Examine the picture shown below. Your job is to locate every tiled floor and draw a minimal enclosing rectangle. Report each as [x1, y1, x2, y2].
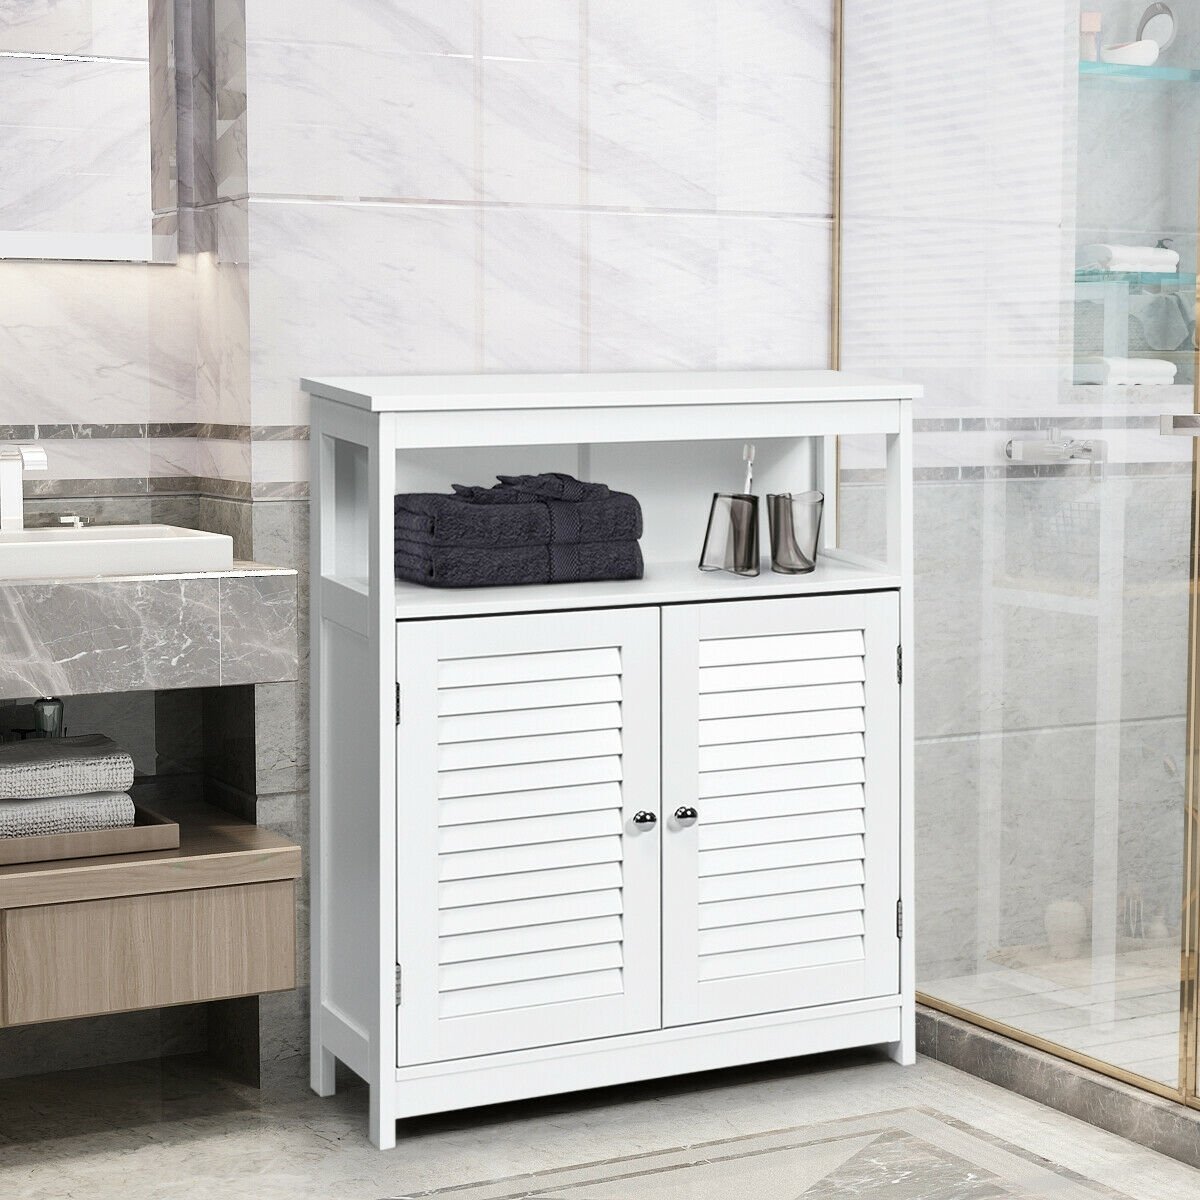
[926, 947, 1181, 1086]
[0, 1049, 1198, 1198]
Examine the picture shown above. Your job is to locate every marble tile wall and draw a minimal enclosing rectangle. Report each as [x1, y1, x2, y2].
[237, 0, 837, 452]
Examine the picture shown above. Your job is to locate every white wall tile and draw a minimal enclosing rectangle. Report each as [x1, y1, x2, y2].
[587, 64, 717, 210]
[246, 0, 476, 55]
[587, 211, 830, 369]
[483, 58, 581, 205]
[481, 1, 579, 62]
[587, 212, 719, 367]
[247, 42, 476, 201]
[246, 199, 479, 428]
[0, 0, 149, 58]
[716, 216, 830, 367]
[483, 207, 583, 370]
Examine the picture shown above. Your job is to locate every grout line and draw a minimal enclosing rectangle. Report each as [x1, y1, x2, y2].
[579, 0, 591, 372]
[233, 193, 834, 221]
[473, 0, 486, 371]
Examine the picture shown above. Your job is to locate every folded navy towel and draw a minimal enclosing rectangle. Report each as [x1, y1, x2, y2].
[394, 539, 644, 588]
[452, 473, 612, 504]
[393, 489, 642, 548]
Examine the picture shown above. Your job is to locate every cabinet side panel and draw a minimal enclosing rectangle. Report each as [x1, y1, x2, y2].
[321, 619, 377, 1033]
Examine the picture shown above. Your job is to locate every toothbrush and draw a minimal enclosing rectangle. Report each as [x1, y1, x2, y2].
[742, 443, 755, 495]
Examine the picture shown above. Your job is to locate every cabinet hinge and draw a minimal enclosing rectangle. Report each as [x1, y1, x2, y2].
[395, 963, 402, 1004]
[395, 683, 402, 726]
[896, 644, 903, 685]
[896, 900, 904, 939]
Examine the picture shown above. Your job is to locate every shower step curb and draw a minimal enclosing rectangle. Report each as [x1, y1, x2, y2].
[918, 1003, 1200, 1170]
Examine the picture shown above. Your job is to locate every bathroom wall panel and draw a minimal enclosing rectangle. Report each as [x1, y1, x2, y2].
[482, 56, 582, 206]
[245, 199, 479, 428]
[482, 207, 585, 371]
[245, 42, 476, 201]
[245, 0, 475, 54]
[586, 213, 831, 371]
[0, 0, 147, 57]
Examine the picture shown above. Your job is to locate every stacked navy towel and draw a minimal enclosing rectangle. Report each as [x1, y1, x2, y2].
[0, 734, 136, 838]
[394, 473, 644, 588]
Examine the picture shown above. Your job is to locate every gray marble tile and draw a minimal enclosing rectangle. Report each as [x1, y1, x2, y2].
[920, 1007, 1200, 1171]
[0, 568, 297, 700]
[214, 0, 247, 201]
[218, 574, 298, 686]
[0, 577, 221, 699]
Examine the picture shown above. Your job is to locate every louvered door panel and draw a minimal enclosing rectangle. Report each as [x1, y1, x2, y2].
[662, 593, 901, 1026]
[396, 608, 660, 1065]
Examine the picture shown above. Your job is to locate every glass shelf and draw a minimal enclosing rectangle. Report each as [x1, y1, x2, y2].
[1079, 60, 1200, 83]
[1076, 268, 1197, 286]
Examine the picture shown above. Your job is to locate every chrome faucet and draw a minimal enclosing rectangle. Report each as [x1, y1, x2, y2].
[0, 444, 48, 531]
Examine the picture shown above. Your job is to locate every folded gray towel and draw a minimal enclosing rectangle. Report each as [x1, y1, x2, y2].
[0, 734, 135, 800]
[0, 791, 135, 838]
[394, 539, 644, 588]
[394, 489, 642, 548]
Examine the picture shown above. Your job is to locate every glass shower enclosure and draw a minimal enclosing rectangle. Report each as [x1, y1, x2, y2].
[841, 0, 1200, 1100]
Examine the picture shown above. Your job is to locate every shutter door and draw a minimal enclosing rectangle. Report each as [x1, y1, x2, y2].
[661, 593, 901, 1026]
[396, 607, 661, 1064]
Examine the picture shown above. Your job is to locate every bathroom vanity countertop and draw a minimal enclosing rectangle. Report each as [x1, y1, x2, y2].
[0, 558, 294, 587]
[0, 561, 299, 699]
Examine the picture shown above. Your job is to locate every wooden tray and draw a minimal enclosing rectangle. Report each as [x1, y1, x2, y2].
[0, 805, 180, 867]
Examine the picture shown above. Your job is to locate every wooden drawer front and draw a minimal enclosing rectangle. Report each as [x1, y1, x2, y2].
[0, 881, 295, 1027]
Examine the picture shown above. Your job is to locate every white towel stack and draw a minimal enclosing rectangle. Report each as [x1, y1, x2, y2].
[0, 734, 136, 838]
[1076, 356, 1178, 386]
[1079, 243, 1180, 273]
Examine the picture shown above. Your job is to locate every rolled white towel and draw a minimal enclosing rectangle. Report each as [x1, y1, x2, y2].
[1076, 356, 1178, 385]
[1079, 243, 1180, 273]
[0, 792, 135, 838]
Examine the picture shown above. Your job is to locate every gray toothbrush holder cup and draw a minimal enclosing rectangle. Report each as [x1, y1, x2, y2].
[699, 493, 760, 577]
[766, 491, 824, 574]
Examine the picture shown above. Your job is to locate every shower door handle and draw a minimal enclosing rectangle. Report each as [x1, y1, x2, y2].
[1160, 415, 1200, 435]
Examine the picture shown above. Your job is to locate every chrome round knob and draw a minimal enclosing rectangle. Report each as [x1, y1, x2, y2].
[674, 806, 699, 827]
[632, 811, 658, 828]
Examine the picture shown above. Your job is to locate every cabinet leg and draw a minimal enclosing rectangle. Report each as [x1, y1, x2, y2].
[887, 1006, 917, 1066]
[312, 1045, 337, 1097]
[370, 1087, 397, 1150]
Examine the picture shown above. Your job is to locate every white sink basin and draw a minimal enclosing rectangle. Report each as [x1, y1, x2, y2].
[0, 524, 234, 581]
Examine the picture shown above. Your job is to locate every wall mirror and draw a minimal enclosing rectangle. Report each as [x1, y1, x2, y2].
[0, 0, 177, 263]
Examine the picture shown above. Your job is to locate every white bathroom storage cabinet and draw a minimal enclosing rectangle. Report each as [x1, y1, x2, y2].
[304, 370, 918, 1148]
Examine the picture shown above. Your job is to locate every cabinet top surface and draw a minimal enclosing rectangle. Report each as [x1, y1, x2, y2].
[301, 370, 921, 413]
